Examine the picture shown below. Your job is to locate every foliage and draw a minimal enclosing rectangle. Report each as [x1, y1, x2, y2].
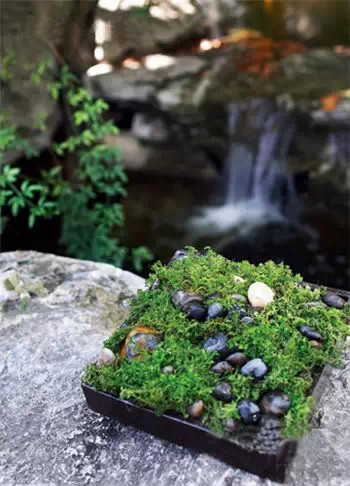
[83, 248, 350, 439]
[0, 57, 152, 270]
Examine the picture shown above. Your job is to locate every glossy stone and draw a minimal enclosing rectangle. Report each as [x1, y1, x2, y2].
[241, 316, 256, 325]
[232, 294, 247, 303]
[168, 249, 189, 265]
[171, 290, 207, 322]
[309, 340, 322, 349]
[226, 352, 248, 367]
[229, 305, 246, 319]
[225, 417, 241, 433]
[240, 358, 268, 380]
[233, 275, 245, 283]
[188, 400, 205, 419]
[186, 303, 207, 321]
[203, 333, 228, 356]
[125, 333, 160, 361]
[162, 365, 174, 374]
[211, 361, 233, 374]
[237, 400, 261, 425]
[150, 278, 161, 290]
[299, 325, 323, 342]
[207, 302, 228, 320]
[214, 382, 233, 402]
[247, 282, 275, 308]
[260, 392, 291, 416]
[322, 292, 346, 309]
[96, 347, 115, 368]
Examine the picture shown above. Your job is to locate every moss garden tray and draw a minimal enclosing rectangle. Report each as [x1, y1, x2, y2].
[82, 248, 350, 481]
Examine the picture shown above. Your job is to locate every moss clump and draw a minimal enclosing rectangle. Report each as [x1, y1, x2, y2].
[83, 247, 350, 438]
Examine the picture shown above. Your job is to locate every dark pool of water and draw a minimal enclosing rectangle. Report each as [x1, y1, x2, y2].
[123, 174, 350, 290]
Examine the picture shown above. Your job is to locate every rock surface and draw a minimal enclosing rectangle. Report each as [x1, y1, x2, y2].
[1, 0, 96, 162]
[1, 251, 350, 485]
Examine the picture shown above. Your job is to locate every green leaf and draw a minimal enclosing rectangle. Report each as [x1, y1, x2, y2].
[28, 212, 36, 228]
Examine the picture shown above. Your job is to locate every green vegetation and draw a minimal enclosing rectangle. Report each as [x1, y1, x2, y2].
[0, 56, 152, 270]
[83, 248, 350, 438]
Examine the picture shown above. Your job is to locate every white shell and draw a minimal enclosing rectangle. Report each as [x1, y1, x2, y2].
[247, 282, 275, 308]
[234, 275, 245, 283]
[96, 347, 116, 368]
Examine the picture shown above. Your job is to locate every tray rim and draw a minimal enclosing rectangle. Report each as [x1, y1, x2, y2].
[81, 382, 299, 482]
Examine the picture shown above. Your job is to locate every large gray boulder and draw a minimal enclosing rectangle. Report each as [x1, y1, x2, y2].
[0, 251, 349, 485]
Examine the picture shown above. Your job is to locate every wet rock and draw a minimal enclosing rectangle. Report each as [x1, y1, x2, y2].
[122, 326, 160, 361]
[171, 290, 207, 322]
[225, 418, 241, 434]
[214, 382, 233, 403]
[162, 365, 174, 374]
[241, 358, 268, 380]
[188, 400, 205, 419]
[299, 325, 323, 342]
[125, 333, 160, 361]
[233, 276, 245, 283]
[309, 340, 323, 349]
[150, 279, 161, 290]
[260, 392, 291, 416]
[237, 400, 261, 425]
[229, 305, 246, 319]
[247, 282, 275, 309]
[207, 302, 228, 320]
[211, 361, 233, 374]
[185, 304, 207, 322]
[240, 316, 256, 326]
[168, 249, 189, 265]
[96, 348, 116, 368]
[203, 333, 228, 357]
[231, 294, 247, 304]
[226, 352, 248, 367]
[322, 292, 346, 309]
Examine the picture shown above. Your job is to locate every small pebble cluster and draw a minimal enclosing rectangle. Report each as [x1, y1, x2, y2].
[92, 248, 349, 448]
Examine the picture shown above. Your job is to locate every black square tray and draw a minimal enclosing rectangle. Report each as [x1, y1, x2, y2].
[82, 364, 331, 482]
[82, 285, 349, 482]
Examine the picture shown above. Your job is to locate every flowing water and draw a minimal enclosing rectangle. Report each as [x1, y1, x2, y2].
[192, 99, 298, 234]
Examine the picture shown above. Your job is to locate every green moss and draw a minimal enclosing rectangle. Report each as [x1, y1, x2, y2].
[83, 247, 350, 439]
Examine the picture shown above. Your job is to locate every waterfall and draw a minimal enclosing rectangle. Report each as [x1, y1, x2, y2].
[224, 99, 297, 212]
[197, 0, 222, 38]
[192, 98, 298, 233]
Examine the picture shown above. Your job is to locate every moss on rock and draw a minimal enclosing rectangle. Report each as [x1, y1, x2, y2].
[83, 247, 349, 438]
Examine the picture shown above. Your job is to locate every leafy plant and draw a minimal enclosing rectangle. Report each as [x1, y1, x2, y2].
[0, 57, 153, 270]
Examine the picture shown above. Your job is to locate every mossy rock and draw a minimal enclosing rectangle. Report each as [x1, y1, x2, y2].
[83, 248, 349, 439]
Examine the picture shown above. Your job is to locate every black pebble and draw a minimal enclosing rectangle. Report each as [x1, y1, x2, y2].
[240, 358, 268, 380]
[229, 305, 247, 319]
[214, 382, 233, 402]
[186, 304, 207, 322]
[207, 302, 228, 320]
[299, 325, 323, 342]
[322, 292, 346, 309]
[168, 249, 189, 265]
[237, 400, 261, 425]
[203, 333, 228, 357]
[226, 352, 248, 367]
[211, 361, 233, 374]
[260, 391, 291, 416]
